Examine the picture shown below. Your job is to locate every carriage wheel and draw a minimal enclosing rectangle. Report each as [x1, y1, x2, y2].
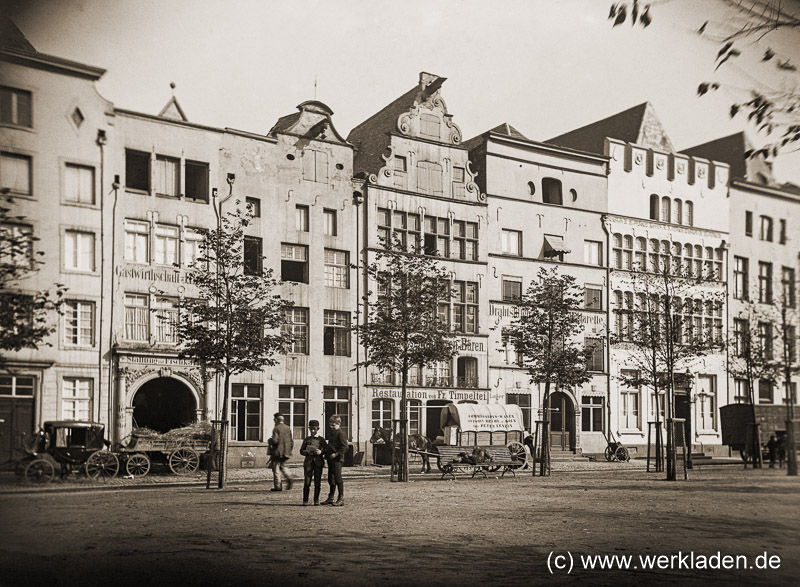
[85, 451, 119, 480]
[507, 441, 527, 469]
[169, 448, 199, 475]
[126, 453, 151, 477]
[24, 458, 55, 484]
[604, 446, 615, 461]
[615, 446, 630, 462]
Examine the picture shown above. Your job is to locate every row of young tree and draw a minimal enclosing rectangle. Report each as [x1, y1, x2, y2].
[3, 199, 797, 484]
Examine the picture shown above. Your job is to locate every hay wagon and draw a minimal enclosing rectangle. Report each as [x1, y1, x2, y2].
[433, 403, 528, 479]
[116, 424, 213, 477]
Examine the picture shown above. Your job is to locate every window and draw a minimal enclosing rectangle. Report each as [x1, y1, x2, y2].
[424, 216, 449, 257]
[696, 375, 717, 431]
[282, 307, 309, 354]
[185, 160, 209, 202]
[745, 211, 753, 236]
[183, 228, 204, 268]
[64, 230, 95, 271]
[394, 155, 408, 189]
[786, 325, 797, 364]
[323, 310, 350, 356]
[419, 113, 441, 140]
[453, 281, 478, 334]
[507, 394, 532, 433]
[585, 337, 604, 372]
[279, 385, 307, 440]
[0, 223, 33, 268]
[0, 86, 32, 127]
[501, 329, 522, 366]
[125, 149, 150, 192]
[244, 236, 263, 276]
[502, 278, 522, 302]
[323, 387, 350, 439]
[759, 216, 773, 242]
[324, 249, 349, 288]
[673, 199, 683, 225]
[124, 220, 149, 264]
[1, 152, 31, 196]
[281, 243, 308, 283]
[323, 209, 337, 236]
[650, 391, 666, 422]
[733, 257, 748, 300]
[231, 384, 262, 441]
[154, 297, 178, 344]
[661, 197, 671, 223]
[62, 378, 91, 421]
[71, 107, 84, 128]
[452, 166, 466, 198]
[685, 201, 694, 227]
[581, 396, 604, 432]
[452, 220, 478, 261]
[733, 318, 748, 356]
[780, 219, 787, 245]
[372, 398, 393, 429]
[303, 150, 328, 183]
[295, 205, 309, 232]
[584, 286, 602, 310]
[758, 321, 773, 360]
[456, 356, 478, 388]
[408, 400, 422, 434]
[427, 360, 452, 387]
[583, 241, 602, 266]
[417, 161, 443, 195]
[0, 375, 34, 398]
[734, 379, 750, 404]
[759, 379, 774, 403]
[758, 262, 773, 304]
[64, 164, 94, 204]
[502, 229, 522, 256]
[63, 301, 94, 347]
[154, 225, 179, 266]
[124, 294, 149, 341]
[154, 155, 179, 197]
[649, 194, 659, 220]
[246, 197, 261, 217]
[782, 267, 796, 308]
[620, 370, 641, 430]
[542, 178, 563, 205]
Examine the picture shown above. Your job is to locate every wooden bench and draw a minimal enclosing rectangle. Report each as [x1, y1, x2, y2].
[434, 445, 525, 480]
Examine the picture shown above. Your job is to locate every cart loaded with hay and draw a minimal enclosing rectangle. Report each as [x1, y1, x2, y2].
[115, 421, 213, 477]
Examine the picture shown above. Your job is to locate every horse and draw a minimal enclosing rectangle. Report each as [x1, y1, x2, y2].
[370, 427, 433, 474]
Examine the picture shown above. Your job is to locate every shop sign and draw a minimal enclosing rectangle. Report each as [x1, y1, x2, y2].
[371, 388, 488, 402]
[115, 264, 192, 284]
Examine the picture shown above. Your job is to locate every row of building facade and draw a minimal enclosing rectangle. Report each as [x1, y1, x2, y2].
[2, 21, 799, 467]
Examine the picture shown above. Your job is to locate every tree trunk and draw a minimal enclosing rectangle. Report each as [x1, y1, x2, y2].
[218, 370, 230, 489]
[539, 379, 551, 477]
[400, 358, 409, 483]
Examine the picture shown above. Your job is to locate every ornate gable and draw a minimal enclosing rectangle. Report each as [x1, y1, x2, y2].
[396, 72, 463, 145]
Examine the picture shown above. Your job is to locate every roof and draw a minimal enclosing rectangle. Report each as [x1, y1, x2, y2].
[547, 102, 674, 155]
[681, 132, 774, 185]
[268, 100, 348, 144]
[158, 95, 188, 122]
[462, 122, 528, 151]
[0, 17, 35, 53]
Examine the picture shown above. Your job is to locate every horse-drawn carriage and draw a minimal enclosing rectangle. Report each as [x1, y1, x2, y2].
[720, 404, 799, 463]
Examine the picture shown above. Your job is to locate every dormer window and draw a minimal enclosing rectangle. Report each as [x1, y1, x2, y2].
[393, 155, 407, 190]
[452, 166, 466, 198]
[420, 113, 440, 140]
[542, 178, 563, 205]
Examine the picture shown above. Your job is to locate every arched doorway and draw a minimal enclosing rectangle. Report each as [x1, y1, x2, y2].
[549, 391, 575, 451]
[425, 400, 452, 442]
[133, 377, 197, 433]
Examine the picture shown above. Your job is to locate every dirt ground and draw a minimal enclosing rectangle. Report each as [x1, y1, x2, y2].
[0, 466, 798, 586]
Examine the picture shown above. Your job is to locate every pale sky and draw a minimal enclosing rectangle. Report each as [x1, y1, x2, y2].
[9, 0, 800, 183]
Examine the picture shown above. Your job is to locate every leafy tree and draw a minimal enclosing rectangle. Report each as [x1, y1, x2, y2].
[174, 204, 292, 488]
[612, 261, 724, 480]
[506, 267, 594, 477]
[610, 0, 800, 158]
[355, 235, 457, 482]
[0, 194, 64, 371]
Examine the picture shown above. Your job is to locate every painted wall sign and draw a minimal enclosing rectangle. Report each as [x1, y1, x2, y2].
[115, 264, 192, 284]
[119, 355, 197, 367]
[371, 388, 488, 402]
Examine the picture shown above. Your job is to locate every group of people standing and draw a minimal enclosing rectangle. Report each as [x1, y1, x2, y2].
[766, 433, 788, 469]
[268, 413, 347, 507]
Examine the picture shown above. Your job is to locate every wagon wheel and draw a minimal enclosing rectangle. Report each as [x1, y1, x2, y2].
[605, 446, 615, 461]
[615, 446, 630, 462]
[85, 450, 119, 480]
[507, 441, 527, 469]
[169, 447, 199, 475]
[24, 458, 55, 484]
[125, 453, 151, 477]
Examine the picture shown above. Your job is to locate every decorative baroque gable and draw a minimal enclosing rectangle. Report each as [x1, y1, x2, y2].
[396, 88, 462, 145]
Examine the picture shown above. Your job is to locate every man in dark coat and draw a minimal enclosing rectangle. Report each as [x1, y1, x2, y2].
[269, 413, 294, 491]
[300, 420, 327, 505]
[321, 415, 348, 506]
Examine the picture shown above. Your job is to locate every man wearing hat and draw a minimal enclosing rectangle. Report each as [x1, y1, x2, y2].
[268, 413, 294, 491]
[299, 420, 327, 505]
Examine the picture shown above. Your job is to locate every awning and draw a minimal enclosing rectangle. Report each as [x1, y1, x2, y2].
[440, 403, 525, 433]
[543, 234, 570, 258]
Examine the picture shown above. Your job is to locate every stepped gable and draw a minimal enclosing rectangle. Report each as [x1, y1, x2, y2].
[681, 132, 774, 185]
[347, 72, 464, 176]
[547, 102, 674, 155]
[268, 100, 348, 145]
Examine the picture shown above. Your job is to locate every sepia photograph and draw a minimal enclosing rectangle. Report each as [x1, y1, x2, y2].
[1, 1, 799, 585]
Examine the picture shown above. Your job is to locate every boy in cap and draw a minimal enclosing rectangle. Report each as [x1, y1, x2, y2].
[300, 420, 327, 506]
[321, 415, 348, 506]
[268, 413, 294, 491]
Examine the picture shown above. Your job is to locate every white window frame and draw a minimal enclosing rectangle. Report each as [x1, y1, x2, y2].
[63, 300, 95, 347]
[124, 220, 150, 264]
[64, 163, 95, 205]
[584, 240, 603, 266]
[323, 208, 337, 236]
[154, 224, 179, 266]
[1, 152, 32, 196]
[696, 375, 717, 432]
[64, 229, 95, 272]
[501, 229, 522, 256]
[62, 377, 92, 421]
[620, 369, 641, 431]
[282, 307, 309, 354]
[124, 293, 149, 342]
[279, 385, 307, 440]
[324, 249, 349, 288]
[231, 383, 263, 441]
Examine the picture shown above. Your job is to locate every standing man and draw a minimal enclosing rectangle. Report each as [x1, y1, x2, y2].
[268, 413, 294, 491]
[321, 415, 347, 506]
